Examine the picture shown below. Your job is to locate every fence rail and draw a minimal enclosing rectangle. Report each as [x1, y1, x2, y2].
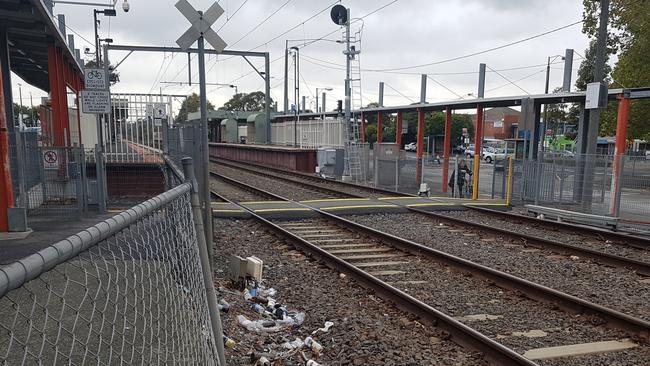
[0, 181, 221, 365]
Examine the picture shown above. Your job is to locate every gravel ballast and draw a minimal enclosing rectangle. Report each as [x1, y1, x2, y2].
[348, 212, 650, 322]
[213, 218, 486, 365]
[212, 163, 334, 201]
[210, 176, 267, 202]
[267, 218, 650, 366]
[443, 209, 650, 264]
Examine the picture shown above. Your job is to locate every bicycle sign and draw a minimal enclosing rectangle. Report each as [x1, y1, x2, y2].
[84, 68, 107, 90]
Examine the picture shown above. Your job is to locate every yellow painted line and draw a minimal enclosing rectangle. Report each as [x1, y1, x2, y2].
[321, 204, 399, 211]
[212, 209, 246, 213]
[211, 202, 234, 205]
[462, 203, 508, 206]
[241, 200, 289, 205]
[428, 196, 501, 201]
[301, 198, 371, 203]
[107, 209, 123, 213]
[406, 203, 455, 207]
[254, 208, 312, 213]
[377, 196, 423, 200]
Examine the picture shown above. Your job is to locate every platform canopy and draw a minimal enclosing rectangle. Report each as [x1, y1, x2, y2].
[0, 0, 83, 91]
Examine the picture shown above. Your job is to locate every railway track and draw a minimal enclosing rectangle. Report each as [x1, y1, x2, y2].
[210, 158, 650, 276]
[209, 175, 650, 365]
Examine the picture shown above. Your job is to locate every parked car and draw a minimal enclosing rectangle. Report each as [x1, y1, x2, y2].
[483, 148, 507, 163]
[404, 142, 417, 151]
[464, 144, 476, 158]
[646, 151, 650, 160]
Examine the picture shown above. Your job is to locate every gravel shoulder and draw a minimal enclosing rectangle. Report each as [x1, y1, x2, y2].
[213, 218, 486, 365]
[445, 209, 650, 263]
[347, 213, 650, 323]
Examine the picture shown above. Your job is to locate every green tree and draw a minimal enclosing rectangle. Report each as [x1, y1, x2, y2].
[221, 91, 272, 111]
[12, 103, 39, 127]
[401, 111, 474, 149]
[175, 93, 215, 123]
[581, 0, 650, 140]
[365, 124, 377, 145]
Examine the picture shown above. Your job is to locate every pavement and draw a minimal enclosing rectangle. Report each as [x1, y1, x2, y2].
[0, 213, 115, 265]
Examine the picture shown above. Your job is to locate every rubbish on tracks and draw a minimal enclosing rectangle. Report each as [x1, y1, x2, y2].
[218, 299, 230, 313]
[311, 321, 334, 335]
[282, 338, 305, 350]
[223, 336, 236, 349]
[306, 360, 322, 366]
[304, 336, 323, 356]
[259, 287, 277, 297]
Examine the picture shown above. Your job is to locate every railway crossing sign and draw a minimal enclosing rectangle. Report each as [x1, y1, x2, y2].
[175, 0, 227, 51]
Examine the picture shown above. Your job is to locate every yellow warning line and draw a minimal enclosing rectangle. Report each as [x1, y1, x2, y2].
[406, 203, 455, 207]
[377, 196, 422, 200]
[211, 202, 233, 205]
[254, 208, 312, 213]
[212, 209, 246, 213]
[321, 204, 398, 211]
[301, 198, 371, 203]
[241, 200, 289, 205]
[462, 203, 508, 206]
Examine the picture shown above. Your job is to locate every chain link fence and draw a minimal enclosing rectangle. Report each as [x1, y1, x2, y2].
[0, 181, 222, 365]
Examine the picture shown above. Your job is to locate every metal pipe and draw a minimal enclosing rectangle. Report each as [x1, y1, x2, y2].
[472, 105, 484, 200]
[182, 158, 226, 366]
[197, 32, 213, 262]
[442, 107, 452, 193]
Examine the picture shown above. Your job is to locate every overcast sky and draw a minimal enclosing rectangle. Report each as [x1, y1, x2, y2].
[12, 0, 593, 113]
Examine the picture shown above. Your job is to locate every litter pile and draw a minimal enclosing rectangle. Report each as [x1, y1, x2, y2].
[218, 256, 333, 365]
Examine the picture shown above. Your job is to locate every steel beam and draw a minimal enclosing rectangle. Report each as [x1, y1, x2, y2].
[442, 107, 452, 193]
[416, 108, 425, 185]
[472, 105, 484, 200]
[395, 111, 403, 146]
[609, 92, 631, 216]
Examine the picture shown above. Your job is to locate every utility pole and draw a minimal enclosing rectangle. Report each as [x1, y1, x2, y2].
[343, 8, 351, 123]
[283, 40, 289, 114]
[582, 0, 610, 211]
[291, 47, 299, 146]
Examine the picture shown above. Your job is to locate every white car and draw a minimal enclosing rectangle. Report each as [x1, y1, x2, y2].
[404, 142, 417, 151]
[483, 148, 507, 163]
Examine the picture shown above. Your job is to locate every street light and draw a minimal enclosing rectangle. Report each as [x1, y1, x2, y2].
[229, 84, 238, 95]
[93, 8, 116, 64]
[542, 54, 565, 151]
[315, 87, 333, 114]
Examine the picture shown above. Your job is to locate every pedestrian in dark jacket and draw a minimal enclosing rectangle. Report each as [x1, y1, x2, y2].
[448, 159, 472, 197]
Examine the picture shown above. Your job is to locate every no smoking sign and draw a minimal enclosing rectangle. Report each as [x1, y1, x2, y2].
[43, 149, 58, 169]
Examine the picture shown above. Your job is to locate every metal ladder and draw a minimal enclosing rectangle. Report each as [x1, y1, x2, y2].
[343, 27, 366, 183]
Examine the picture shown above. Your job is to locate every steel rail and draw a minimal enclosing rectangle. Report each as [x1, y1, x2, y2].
[209, 171, 287, 201]
[212, 157, 650, 276]
[469, 206, 650, 249]
[211, 159, 363, 199]
[410, 208, 650, 276]
[210, 165, 650, 340]
[210, 156, 402, 197]
[209, 190, 538, 366]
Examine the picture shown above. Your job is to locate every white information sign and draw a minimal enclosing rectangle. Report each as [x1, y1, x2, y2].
[81, 90, 111, 114]
[585, 82, 606, 109]
[84, 68, 107, 90]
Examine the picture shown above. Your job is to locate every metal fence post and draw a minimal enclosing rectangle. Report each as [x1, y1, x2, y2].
[94, 144, 106, 213]
[181, 157, 225, 366]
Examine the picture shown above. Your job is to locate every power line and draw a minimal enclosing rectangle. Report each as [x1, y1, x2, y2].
[384, 82, 416, 103]
[485, 69, 545, 93]
[217, 0, 250, 32]
[486, 65, 530, 95]
[426, 75, 465, 99]
[65, 24, 95, 49]
[230, 0, 294, 48]
[365, 20, 583, 72]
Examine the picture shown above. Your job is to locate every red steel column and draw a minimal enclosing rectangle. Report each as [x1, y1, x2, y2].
[0, 60, 14, 231]
[472, 104, 484, 200]
[609, 94, 631, 216]
[396, 111, 403, 146]
[415, 108, 425, 184]
[442, 107, 452, 193]
[376, 112, 383, 143]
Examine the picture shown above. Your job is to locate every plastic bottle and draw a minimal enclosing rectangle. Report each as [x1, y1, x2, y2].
[304, 336, 323, 356]
[218, 299, 230, 313]
[251, 304, 265, 313]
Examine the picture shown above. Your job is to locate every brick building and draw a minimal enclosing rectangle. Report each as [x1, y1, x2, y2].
[471, 107, 520, 140]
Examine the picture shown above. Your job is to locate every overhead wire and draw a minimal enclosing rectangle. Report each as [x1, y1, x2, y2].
[426, 76, 465, 99]
[229, 0, 295, 48]
[217, 0, 250, 32]
[485, 68, 546, 93]
[364, 20, 584, 72]
[384, 83, 416, 103]
[486, 65, 530, 95]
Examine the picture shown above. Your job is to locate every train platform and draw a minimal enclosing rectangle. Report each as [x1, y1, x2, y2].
[211, 196, 508, 219]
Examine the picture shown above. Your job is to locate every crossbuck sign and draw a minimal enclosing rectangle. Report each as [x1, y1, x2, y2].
[175, 0, 227, 51]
